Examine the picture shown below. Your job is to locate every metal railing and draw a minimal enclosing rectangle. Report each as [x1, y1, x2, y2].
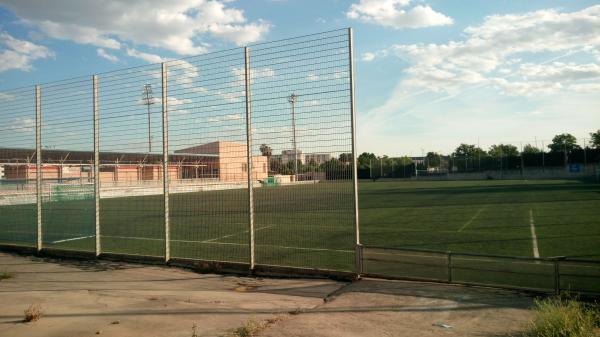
[361, 245, 600, 296]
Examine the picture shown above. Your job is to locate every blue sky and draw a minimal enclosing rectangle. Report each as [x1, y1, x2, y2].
[0, 0, 599, 156]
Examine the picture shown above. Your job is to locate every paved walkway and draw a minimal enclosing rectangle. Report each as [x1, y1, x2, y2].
[0, 252, 533, 337]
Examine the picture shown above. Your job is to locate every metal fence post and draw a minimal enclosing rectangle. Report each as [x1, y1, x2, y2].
[93, 75, 101, 256]
[161, 62, 170, 262]
[244, 47, 256, 271]
[348, 28, 361, 274]
[447, 251, 453, 283]
[554, 258, 561, 295]
[35, 85, 42, 251]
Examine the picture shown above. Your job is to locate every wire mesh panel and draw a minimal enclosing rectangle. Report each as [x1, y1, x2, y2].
[250, 29, 355, 271]
[97, 65, 165, 257]
[40, 77, 95, 251]
[166, 50, 250, 263]
[0, 29, 358, 275]
[559, 259, 600, 295]
[451, 254, 555, 292]
[362, 247, 449, 281]
[0, 87, 37, 246]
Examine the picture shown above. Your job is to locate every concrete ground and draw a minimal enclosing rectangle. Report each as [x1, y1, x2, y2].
[0, 252, 534, 337]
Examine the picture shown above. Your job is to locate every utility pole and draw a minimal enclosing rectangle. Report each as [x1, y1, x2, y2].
[142, 84, 155, 153]
[478, 137, 481, 172]
[541, 140, 545, 172]
[288, 93, 298, 180]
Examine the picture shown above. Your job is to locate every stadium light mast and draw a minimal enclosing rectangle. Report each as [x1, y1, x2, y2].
[142, 84, 155, 153]
[288, 93, 298, 180]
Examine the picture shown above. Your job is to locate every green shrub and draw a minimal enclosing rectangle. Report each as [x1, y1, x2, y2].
[523, 296, 599, 337]
[0, 270, 12, 280]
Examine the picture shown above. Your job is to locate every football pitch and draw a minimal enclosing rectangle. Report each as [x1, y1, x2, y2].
[0, 178, 599, 272]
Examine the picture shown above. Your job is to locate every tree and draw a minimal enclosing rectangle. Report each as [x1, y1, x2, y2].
[522, 144, 541, 154]
[393, 156, 413, 166]
[357, 152, 376, 170]
[488, 144, 519, 157]
[452, 143, 485, 157]
[425, 152, 441, 168]
[590, 130, 600, 149]
[548, 133, 581, 153]
[339, 153, 353, 165]
[259, 144, 273, 173]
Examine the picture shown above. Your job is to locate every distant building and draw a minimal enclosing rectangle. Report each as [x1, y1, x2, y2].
[411, 156, 425, 165]
[304, 153, 332, 165]
[272, 149, 305, 165]
[0, 140, 268, 183]
[176, 141, 267, 182]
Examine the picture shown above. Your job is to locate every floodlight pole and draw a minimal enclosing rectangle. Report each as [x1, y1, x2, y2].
[541, 140, 545, 171]
[288, 93, 298, 180]
[583, 138, 587, 167]
[142, 84, 154, 153]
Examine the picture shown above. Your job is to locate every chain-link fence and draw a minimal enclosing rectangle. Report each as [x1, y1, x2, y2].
[0, 29, 359, 275]
[359, 138, 599, 181]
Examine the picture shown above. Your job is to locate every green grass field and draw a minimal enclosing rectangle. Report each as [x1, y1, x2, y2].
[1, 178, 599, 276]
[360, 179, 600, 260]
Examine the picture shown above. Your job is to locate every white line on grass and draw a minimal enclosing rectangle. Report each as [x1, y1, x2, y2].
[95, 234, 353, 253]
[51, 235, 95, 244]
[458, 207, 485, 232]
[529, 209, 540, 258]
[201, 225, 274, 243]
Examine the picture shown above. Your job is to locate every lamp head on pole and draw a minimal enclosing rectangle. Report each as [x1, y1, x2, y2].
[288, 93, 297, 104]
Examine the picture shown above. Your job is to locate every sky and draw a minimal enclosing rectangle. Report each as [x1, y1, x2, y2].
[0, 0, 599, 156]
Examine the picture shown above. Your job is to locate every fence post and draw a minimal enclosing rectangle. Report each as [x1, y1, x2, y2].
[35, 85, 42, 251]
[244, 46, 255, 271]
[161, 62, 170, 262]
[355, 244, 363, 275]
[447, 251, 453, 283]
[348, 28, 361, 274]
[554, 258, 561, 295]
[93, 75, 100, 256]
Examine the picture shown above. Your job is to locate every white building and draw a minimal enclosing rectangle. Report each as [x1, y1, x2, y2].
[273, 149, 305, 165]
[304, 153, 332, 165]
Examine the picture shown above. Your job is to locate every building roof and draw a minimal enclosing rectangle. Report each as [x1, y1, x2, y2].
[0, 147, 218, 165]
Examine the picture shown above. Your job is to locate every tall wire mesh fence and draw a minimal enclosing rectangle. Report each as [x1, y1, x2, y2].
[0, 29, 359, 273]
[359, 138, 600, 181]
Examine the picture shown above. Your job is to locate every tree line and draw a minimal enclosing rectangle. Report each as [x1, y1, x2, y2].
[256, 130, 600, 179]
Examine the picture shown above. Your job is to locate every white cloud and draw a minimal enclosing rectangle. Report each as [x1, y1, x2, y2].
[347, 0, 453, 29]
[359, 5, 600, 154]
[207, 113, 242, 123]
[361, 52, 375, 62]
[0, 92, 15, 101]
[8, 116, 35, 133]
[0, 31, 53, 72]
[519, 62, 600, 82]
[126, 48, 164, 63]
[307, 73, 319, 81]
[1, 0, 271, 55]
[96, 48, 118, 62]
[365, 5, 600, 95]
